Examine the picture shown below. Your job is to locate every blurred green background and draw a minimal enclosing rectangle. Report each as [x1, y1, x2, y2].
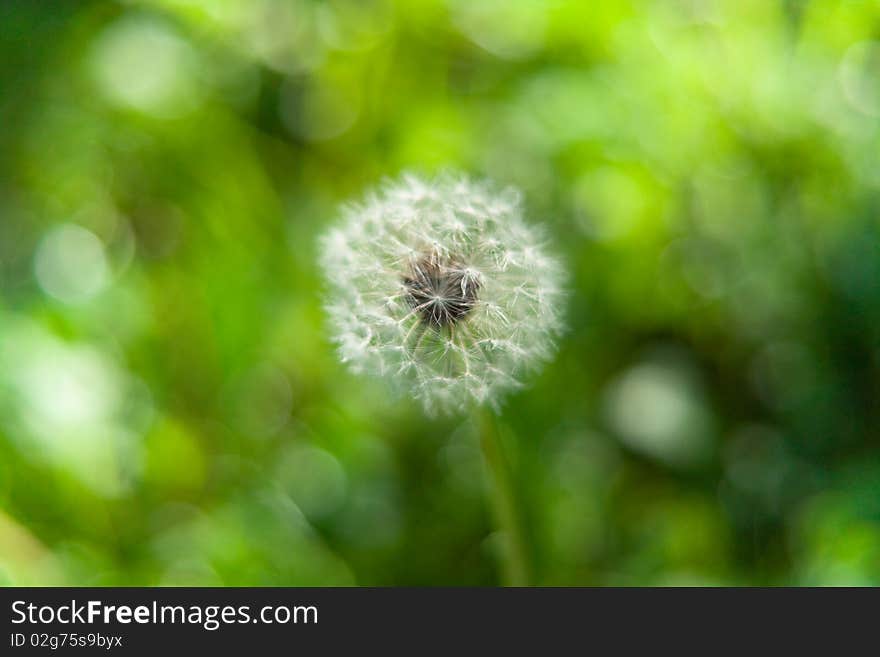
[1, 0, 879, 586]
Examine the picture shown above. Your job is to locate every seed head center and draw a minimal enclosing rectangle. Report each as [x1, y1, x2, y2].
[403, 257, 480, 328]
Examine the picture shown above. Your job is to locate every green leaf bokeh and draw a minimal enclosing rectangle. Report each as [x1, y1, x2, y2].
[1, 0, 879, 585]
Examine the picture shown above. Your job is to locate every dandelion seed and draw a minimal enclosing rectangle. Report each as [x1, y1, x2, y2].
[319, 172, 564, 414]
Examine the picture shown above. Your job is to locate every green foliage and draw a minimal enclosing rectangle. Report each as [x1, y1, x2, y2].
[1, 0, 879, 585]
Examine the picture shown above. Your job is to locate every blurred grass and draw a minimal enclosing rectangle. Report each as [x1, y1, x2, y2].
[0, 0, 879, 585]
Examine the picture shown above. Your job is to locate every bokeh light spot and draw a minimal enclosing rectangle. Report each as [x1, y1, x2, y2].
[90, 15, 200, 117]
[450, 0, 547, 60]
[604, 356, 714, 467]
[0, 321, 145, 496]
[840, 41, 880, 117]
[34, 224, 109, 304]
[277, 445, 347, 520]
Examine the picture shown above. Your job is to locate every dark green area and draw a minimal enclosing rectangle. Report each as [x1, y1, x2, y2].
[1, 0, 879, 585]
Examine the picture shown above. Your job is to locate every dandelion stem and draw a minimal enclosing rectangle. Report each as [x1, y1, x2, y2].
[478, 408, 531, 586]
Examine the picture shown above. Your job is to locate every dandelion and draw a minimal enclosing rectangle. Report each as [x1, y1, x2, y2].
[319, 172, 564, 415]
[319, 172, 564, 585]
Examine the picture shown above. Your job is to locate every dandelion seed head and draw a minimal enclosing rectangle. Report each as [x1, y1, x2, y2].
[320, 173, 564, 415]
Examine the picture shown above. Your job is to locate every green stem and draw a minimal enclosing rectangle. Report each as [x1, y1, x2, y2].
[478, 408, 531, 586]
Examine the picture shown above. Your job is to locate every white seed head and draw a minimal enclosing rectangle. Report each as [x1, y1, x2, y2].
[319, 173, 564, 415]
